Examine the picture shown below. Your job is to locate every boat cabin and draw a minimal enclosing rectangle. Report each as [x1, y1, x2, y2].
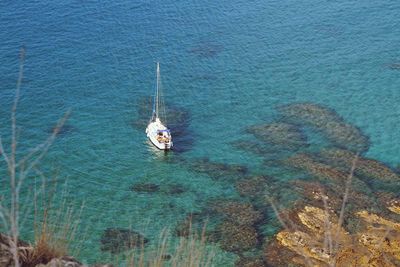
[156, 129, 171, 143]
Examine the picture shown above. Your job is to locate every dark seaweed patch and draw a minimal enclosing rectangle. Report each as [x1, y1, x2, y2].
[187, 157, 247, 181]
[387, 63, 400, 70]
[47, 124, 77, 136]
[246, 122, 308, 151]
[189, 43, 224, 58]
[130, 183, 160, 193]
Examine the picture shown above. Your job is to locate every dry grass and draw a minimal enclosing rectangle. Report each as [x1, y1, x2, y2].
[25, 200, 83, 266]
[126, 225, 215, 267]
[0, 48, 71, 266]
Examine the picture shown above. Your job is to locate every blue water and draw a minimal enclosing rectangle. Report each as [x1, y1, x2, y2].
[1, 0, 400, 265]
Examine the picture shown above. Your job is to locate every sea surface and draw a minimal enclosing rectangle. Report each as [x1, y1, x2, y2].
[0, 0, 399, 265]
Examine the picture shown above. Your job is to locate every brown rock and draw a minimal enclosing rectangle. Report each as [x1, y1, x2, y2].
[268, 204, 400, 266]
[35, 256, 82, 267]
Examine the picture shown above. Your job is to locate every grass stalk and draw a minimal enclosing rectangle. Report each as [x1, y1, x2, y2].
[0, 47, 70, 266]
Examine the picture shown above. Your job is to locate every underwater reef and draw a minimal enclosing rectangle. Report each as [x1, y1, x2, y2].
[246, 122, 308, 151]
[216, 221, 259, 253]
[126, 101, 398, 266]
[208, 102, 399, 266]
[235, 175, 270, 199]
[131, 182, 160, 193]
[131, 182, 187, 195]
[47, 124, 77, 136]
[318, 148, 400, 182]
[283, 153, 373, 193]
[186, 157, 248, 181]
[231, 140, 275, 157]
[189, 42, 224, 58]
[279, 103, 370, 153]
[387, 62, 400, 70]
[209, 201, 263, 227]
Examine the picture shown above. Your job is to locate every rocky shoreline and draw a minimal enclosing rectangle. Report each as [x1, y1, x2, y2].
[0, 233, 111, 267]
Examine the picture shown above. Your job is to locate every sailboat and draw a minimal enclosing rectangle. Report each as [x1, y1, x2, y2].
[146, 62, 173, 150]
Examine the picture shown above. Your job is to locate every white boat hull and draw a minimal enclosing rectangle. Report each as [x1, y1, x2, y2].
[146, 119, 173, 150]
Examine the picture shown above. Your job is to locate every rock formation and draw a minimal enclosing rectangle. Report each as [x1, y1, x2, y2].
[279, 103, 369, 153]
[319, 148, 400, 182]
[188, 158, 247, 181]
[269, 203, 400, 266]
[246, 122, 308, 151]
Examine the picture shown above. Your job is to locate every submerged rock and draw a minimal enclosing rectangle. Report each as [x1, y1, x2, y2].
[235, 176, 270, 198]
[100, 228, 148, 253]
[284, 153, 346, 182]
[130, 183, 160, 193]
[189, 42, 223, 58]
[189, 158, 247, 181]
[161, 183, 186, 195]
[160, 254, 172, 261]
[48, 124, 77, 136]
[388, 62, 400, 70]
[279, 103, 369, 153]
[246, 122, 307, 151]
[291, 180, 378, 216]
[131, 182, 186, 195]
[230, 140, 277, 157]
[217, 221, 258, 253]
[284, 153, 371, 192]
[319, 148, 400, 182]
[210, 201, 262, 226]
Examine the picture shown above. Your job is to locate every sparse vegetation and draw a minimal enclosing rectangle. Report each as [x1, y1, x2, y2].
[126, 226, 215, 267]
[0, 48, 71, 266]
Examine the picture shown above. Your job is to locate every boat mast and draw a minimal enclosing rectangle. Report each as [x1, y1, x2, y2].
[155, 62, 160, 119]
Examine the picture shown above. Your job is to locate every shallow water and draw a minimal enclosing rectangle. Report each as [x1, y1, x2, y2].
[0, 0, 399, 265]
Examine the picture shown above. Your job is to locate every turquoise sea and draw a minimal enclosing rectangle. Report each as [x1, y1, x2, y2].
[1, 0, 400, 265]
